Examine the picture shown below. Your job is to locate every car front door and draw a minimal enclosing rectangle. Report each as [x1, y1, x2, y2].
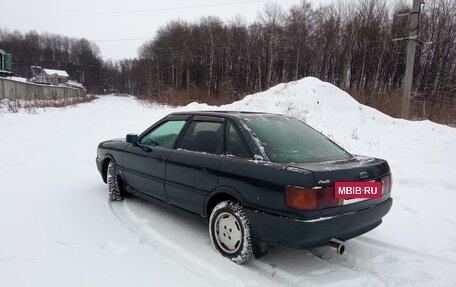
[122, 118, 188, 201]
[165, 116, 224, 215]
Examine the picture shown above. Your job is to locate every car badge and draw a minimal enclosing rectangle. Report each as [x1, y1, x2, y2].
[318, 179, 330, 184]
[359, 171, 369, 179]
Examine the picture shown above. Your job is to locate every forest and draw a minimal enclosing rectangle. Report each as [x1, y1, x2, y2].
[0, 0, 455, 123]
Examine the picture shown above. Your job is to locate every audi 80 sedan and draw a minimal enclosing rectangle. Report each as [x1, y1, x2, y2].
[96, 111, 392, 264]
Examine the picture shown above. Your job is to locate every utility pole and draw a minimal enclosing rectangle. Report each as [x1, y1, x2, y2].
[401, 0, 422, 119]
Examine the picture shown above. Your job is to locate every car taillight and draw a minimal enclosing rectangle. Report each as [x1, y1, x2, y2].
[285, 185, 342, 211]
[324, 186, 341, 207]
[379, 174, 392, 195]
[285, 186, 318, 210]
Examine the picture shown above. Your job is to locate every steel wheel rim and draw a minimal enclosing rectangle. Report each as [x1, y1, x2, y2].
[214, 212, 242, 254]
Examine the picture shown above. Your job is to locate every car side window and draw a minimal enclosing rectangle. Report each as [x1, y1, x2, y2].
[139, 120, 187, 148]
[179, 120, 224, 154]
[226, 121, 251, 158]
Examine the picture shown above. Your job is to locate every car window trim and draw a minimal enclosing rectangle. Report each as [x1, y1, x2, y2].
[193, 115, 225, 123]
[167, 114, 193, 121]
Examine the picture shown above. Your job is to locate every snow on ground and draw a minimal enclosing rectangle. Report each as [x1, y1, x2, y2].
[1, 77, 455, 287]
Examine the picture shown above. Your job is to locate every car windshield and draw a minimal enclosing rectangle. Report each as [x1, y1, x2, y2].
[241, 115, 352, 163]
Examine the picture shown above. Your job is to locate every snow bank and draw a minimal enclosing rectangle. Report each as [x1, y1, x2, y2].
[170, 77, 456, 284]
[185, 77, 456, 264]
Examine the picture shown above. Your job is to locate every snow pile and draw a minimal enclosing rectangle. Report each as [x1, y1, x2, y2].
[191, 77, 456, 265]
[1, 79, 455, 287]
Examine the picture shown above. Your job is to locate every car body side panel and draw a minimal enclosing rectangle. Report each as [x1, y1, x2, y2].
[217, 156, 315, 216]
[96, 112, 394, 251]
[218, 156, 392, 220]
[165, 149, 223, 215]
[97, 139, 129, 172]
[122, 145, 170, 202]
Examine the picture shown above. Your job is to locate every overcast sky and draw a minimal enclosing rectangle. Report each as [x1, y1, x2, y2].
[0, 0, 341, 60]
[1, 0, 411, 60]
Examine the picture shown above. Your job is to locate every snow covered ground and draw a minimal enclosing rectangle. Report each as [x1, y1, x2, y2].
[1, 77, 455, 286]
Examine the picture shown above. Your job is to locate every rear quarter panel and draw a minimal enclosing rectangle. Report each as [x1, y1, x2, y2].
[217, 157, 316, 217]
[216, 155, 392, 220]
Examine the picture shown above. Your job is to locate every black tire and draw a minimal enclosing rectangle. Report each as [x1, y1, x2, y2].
[107, 160, 124, 201]
[209, 200, 254, 264]
[252, 242, 268, 259]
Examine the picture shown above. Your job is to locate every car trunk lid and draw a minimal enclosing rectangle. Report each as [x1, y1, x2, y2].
[287, 155, 390, 186]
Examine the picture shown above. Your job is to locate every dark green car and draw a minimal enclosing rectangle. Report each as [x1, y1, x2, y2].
[96, 111, 392, 264]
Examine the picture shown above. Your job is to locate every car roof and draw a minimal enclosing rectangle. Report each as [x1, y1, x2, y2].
[168, 110, 285, 120]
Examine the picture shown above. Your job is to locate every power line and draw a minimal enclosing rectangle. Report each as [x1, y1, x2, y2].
[93, 37, 153, 42]
[0, 0, 267, 21]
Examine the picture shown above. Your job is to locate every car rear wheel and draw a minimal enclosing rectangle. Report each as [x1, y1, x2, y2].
[107, 161, 124, 201]
[209, 200, 254, 264]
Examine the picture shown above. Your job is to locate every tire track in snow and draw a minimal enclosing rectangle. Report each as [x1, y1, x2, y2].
[108, 196, 396, 286]
[109, 198, 292, 287]
[108, 194, 454, 287]
[109, 200, 224, 286]
[250, 246, 385, 287]
[357, 237, 456, 265]
[307, 237, 453, 287]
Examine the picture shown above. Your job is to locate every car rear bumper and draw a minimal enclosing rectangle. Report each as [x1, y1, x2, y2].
[245, 197, 393, 249]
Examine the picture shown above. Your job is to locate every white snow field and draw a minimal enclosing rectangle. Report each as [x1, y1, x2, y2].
[1, 77, 455, 287]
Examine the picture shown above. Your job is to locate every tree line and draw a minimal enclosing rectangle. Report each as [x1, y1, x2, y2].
[0, 29, 106, 91]
[1, 0, 455, 123]
[119, 0, 456, 122]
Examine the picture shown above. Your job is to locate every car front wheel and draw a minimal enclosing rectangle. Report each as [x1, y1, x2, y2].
[209, 200, 254, 264]
[107, 161, 124, 201]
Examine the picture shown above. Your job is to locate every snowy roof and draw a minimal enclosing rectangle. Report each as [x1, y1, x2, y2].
[43, 69, 69, 77]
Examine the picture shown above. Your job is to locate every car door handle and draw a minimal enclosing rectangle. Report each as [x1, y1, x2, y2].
[201, 163, 218, 172]
[202, 167, 216, 173]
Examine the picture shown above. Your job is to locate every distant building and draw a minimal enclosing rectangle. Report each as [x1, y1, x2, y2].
[30, 66, 70, 85]
[0, 49, 14, 77]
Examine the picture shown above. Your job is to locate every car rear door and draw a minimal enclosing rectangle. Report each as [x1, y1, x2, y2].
[165, 116, 224, 215]
[122, 117, 189, 201]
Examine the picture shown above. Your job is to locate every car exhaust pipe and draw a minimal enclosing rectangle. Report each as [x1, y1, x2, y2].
[329, 239, 345, 255]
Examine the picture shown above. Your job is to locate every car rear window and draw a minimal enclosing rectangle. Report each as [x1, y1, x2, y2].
[241, 116, 352, 163]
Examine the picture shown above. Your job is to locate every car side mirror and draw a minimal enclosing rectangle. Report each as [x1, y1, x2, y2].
[126, 133, 139, 144]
